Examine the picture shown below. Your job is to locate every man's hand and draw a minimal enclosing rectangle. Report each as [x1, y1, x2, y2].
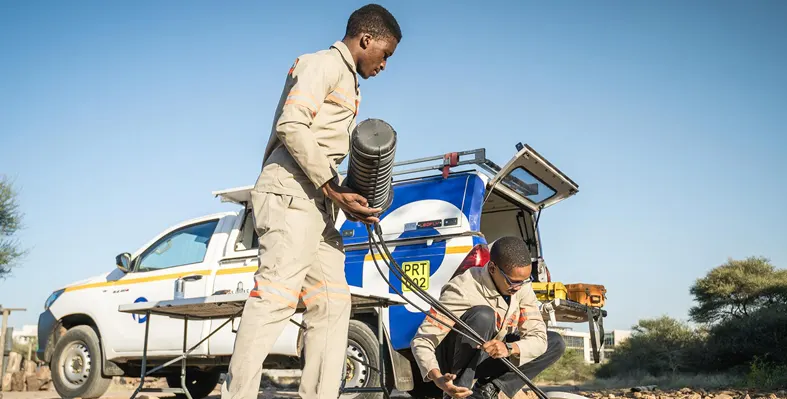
[322, 180, 381, 224]
[428, 369, 472, 399]
[478, 339, 510, 359]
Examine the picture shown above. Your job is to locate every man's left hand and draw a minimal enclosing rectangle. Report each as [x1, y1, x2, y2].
[479, 340, 509, 359]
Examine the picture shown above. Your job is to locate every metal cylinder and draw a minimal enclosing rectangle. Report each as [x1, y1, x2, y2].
[344, 118, 397, 213]
[174, 278, 185, 300]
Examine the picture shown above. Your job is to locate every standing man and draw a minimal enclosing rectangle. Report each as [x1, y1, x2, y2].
[221, 4, 402, 399]
[410, 237, 566, 399]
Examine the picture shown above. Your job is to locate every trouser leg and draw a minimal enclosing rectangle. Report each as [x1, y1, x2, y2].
[479, 331, 566, 398]
[221, 192, 324, 399]
[298, 215, 352, 399]
[435, 306, 498, 390]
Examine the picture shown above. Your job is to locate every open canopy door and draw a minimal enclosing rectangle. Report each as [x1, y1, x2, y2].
[486, 143, 579, 212]
[212, 185, 254, 207]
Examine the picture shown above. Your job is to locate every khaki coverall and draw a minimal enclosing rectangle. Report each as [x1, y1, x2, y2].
[221, 41, 361, 399]
[410, 264, 551, 397]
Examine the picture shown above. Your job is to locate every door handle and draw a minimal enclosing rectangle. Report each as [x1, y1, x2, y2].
[181, 275, 203, 282]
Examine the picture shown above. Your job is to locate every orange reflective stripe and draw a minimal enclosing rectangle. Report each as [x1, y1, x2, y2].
[284, 90, 320, 116]
[249, 290, 297, 309]
[426, 308, 454, 331]
[326, 88, 357, 114]
[300, 281, 351, 306]
[302, 291, 351, 306]
[249, 280, 300, 308]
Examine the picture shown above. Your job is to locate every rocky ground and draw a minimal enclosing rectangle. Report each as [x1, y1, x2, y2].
[2, 361, 785, 399]
[508, 388, 787, 399]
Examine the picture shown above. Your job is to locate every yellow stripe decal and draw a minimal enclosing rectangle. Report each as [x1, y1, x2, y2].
[216, 266, 257, 275]
[364, 245, 472, 262]
[65, 246, 473, 292]
[64, 269, 213, 292]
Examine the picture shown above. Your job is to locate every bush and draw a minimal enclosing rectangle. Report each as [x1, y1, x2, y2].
[595, 316, 705, 378]
[534, 349, 597, 383]
[743, 356, 787, 389]
[701, 304, 787, 372]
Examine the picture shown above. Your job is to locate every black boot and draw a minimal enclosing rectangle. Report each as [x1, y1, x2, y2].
[470, 380, 500, 399]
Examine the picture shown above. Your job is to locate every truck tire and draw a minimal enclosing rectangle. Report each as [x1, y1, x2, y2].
[50, 325, 111, 399]
[165, 368, 222, 399]
[341, 320, 381, 399]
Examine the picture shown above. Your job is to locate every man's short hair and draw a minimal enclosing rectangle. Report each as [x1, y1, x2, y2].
[490, 236, 531, 273]
[345, 4, 402, 43]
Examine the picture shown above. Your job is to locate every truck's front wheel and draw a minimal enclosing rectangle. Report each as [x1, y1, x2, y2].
[50, 325, 111, 399]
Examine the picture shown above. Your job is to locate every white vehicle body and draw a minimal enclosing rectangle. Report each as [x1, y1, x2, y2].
[38, 144, 598, 399]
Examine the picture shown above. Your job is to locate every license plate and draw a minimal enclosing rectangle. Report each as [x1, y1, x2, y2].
[402, 260, 430, 292]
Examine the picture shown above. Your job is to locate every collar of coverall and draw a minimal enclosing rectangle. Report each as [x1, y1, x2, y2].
[479, 263, 503, 299]
[331, 41, 358, 75]
[480, 262, 528, 302]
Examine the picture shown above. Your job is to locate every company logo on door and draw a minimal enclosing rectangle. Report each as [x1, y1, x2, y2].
[131, 297, 148, 324]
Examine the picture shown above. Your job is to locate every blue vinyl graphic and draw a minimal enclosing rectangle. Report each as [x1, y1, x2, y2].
[340, 172, 489, 350]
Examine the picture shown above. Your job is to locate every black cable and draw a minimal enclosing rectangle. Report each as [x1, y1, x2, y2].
[371, 226, 547, 399]
[365, 223, 550, 399]
[364, 226, 483, 344]
[371, 225, 486, 343]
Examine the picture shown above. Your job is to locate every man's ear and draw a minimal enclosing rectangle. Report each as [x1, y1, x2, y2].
[359, 33, 372, 49]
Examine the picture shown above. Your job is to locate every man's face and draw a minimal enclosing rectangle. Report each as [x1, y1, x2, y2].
[357, 35, 398, 79]
[490, 262, 532, 295]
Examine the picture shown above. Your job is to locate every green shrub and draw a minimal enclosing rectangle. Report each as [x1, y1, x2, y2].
[534, 349, 597, 383]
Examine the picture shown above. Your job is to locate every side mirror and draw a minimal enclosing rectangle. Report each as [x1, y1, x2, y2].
[116, 252, 132, 273]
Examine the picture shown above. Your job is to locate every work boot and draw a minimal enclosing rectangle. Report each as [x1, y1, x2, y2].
[469, 381, 500, 399]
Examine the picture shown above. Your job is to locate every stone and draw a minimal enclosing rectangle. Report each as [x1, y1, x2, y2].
[634, 393, 644, 398]
[10, 372, 25, 392]
[1, 373, 11, 392]
[689, 394, 702, 399]
[25, 375, 42, 392]
[714, 395, 734, 399]
[35, 366, 51, 384]
[609, 395, 616, 398]
[5, 353, 21, 374]
[22, 361, 36, 377]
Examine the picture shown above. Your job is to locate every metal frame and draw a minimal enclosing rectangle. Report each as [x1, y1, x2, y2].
[338, 148, 502, 181]
[118, 293, 404, 399]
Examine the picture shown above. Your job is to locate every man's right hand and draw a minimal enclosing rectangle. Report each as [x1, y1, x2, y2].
[321, 179, 382, 224]
[428, 369, 472, 399]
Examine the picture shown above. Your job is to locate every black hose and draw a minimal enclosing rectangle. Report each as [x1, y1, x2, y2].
[364, 223, 550, 399]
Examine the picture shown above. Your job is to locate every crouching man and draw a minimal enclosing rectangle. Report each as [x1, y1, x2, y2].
[410, 236, 566, 399]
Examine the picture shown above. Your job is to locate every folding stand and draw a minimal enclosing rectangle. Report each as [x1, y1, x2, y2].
[118, 291, 405, 399]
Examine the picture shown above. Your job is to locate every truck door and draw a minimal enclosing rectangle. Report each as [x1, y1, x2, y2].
[109, 216, 226, 356]
[485, 143, 580, 212]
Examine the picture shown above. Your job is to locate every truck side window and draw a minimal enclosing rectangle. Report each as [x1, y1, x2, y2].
[135, 219, 219, 272]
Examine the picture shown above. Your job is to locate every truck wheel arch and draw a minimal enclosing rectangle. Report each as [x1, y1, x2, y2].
[296, 312, 415, 394]
[48, 314, 124, 377]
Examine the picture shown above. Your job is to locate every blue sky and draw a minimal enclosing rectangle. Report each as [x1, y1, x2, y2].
[1, 0, 786, 334]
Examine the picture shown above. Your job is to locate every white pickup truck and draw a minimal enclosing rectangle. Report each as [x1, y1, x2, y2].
[37, 144, 606, 399]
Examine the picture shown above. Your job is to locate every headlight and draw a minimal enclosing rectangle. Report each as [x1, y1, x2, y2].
[45, 289, 65, 310]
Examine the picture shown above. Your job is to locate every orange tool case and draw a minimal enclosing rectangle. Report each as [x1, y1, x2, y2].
[565, 283, 607, 307]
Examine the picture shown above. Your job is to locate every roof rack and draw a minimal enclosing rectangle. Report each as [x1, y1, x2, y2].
[339, 148, 503, 181]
